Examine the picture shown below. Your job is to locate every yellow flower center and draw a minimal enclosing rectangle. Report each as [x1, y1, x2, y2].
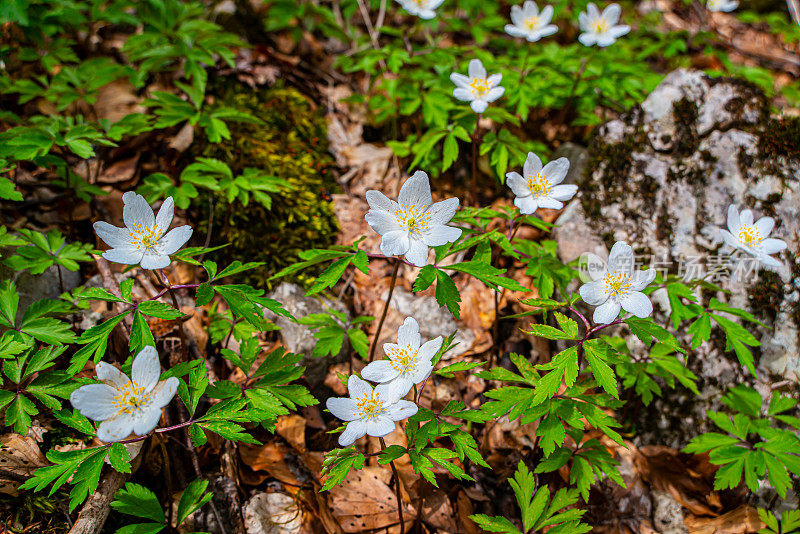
[388, 346, 419, 372]
[396, 203, 429, 237]
[527, 172, 552, 198]
[525, 16, 540, 30]
[112, 380, 148, 415]
[414, 0, 427, 5]
[355, 391, 386, 420]
[737, 225, 762, 248]
[604, 271, 632, 298]
[469, 77, 491, 97]
[591, 18, 609, 33]
[129, 223, 159, 252]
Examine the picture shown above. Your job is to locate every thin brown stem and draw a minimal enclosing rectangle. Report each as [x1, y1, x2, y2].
[157, 433, 173, 528]
[471, 117, 481, 205]
[158, 269, 188, 360]
[368, 258, 400, 362]
[379, 437, 404, 533]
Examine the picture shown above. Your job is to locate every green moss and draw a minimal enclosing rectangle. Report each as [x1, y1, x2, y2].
[194, 79, 339, 286]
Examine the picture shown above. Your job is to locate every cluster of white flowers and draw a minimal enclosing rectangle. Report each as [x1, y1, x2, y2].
[70, 347, 178, 442]
[327, 318, 440, 446]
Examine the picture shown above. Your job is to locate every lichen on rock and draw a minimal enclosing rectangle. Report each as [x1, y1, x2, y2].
[555, 68, 800, 447]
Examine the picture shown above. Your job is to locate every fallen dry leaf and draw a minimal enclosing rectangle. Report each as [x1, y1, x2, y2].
[327, 466, 415, 533]
[0, 434, 48, 496]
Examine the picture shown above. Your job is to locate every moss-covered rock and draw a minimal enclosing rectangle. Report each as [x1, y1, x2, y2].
[194, 80, 339, 286]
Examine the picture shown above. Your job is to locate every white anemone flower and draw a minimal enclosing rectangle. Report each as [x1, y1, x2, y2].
[361, 317, 443, 402]
[707, 0, 738, 11]
[450, 59, 505, 114]
[396, 0, 444, 19]
[70, 346, 178, 443]
[578, 3, 630, 47]
[719, 205, 786, 268]
[579, 241, 656, 324]
[505, 1, 558, 42]
[94, 192, 192, 270]
[365, 171, 461, 267]
[326, 375, 419, 447]
[505, 152, 578, 214]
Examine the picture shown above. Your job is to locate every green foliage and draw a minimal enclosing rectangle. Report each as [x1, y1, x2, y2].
[469, 461, 591, 534]
[110, 478, 212, 534]
[684, 385, 800, 499]
[759, 509, 800, 534]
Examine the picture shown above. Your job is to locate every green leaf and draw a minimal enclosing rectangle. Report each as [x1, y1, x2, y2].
[111, 483, 165, 523]
[583, 339, 618, 398]
[137, 301, 184, 320]
[176, 479, 212, 526]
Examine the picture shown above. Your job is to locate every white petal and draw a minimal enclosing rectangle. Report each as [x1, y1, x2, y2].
[726, 204, 740, 234]
[753, 216, 775, 237]
[514, 195, 540, 215]
[339, 419, 367, 447]
[578, 11, 590, 29]
[487, 73, 502, 87]
[418, 336, 443, 362]
[607, 241, 634, 276]
[506, 172, 530, 197]
[154, 197, 174, 239]
[539, 4, 554, 22]
[417, 8, 436, 18]
[384, 377, 414, 403]
[468, 59, 486, 79]
[409, 359, 433, 383]
[578, 32, 598, 46]
[471, 99, 489, 114]
[366, 190, 398, 212]
[510, 4, 524, 24]
[103, 247, 143, 265]
[70, 384, 119, 421]
[523, 152, 544, 177]
[740, 209, 754, 227]
[505, 25, 528, 38]
[629, 269, 656, 291]
[132, 407, 162, 436]
[579, 279, 608, 306]
[397, 317, 421, 349]
[593, 300, 621, 324]
[139, 253, 171, 270]
[361, 360, 401, 384]
[450, 73, 472, 89]
[347, 375, 373, 400]
[609, 24, 630, 38]
[603, 3, 621, 24]
[158, 225, 192, 256]
[422, 225, 461, 247]
[596, 33, 617, 47]
[760, 238, 787, 255]
[757, 254, 783, 268]
[95, 362, 129, 388]
[620, 291, 653, 319]
[326, 397, 360, 421]
[380, 230, 411, 257]
[550, 184, 578, 201]
[536, 196, 563, 210]
[148, 377, 178, 409]
[543, 157, 570, 184]
[387, 400, 419, 421]
[426, 197, 459, 225]
[365, 209, 401, 236]
[453, 87, 473, 102]
[365, 416, 396, 438]
[94, 222, 131, 249]
[97, 413, 135, 443]
[132, 346, 161, 392]
[122, 191, 155, 230]
[587, 3, 601, 18]
[398, 171, 432, 208]
[404, 238, 429, 267]
[720, 229, 740, 249]
[485, 86, 505, 103]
